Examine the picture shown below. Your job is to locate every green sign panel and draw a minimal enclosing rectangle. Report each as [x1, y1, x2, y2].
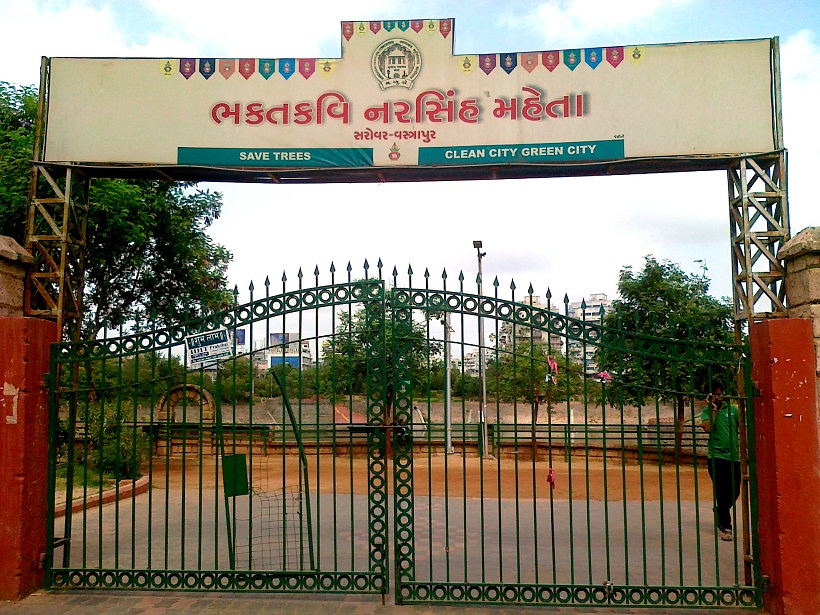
[418, 139, 624, 165]
[178, 147, 373, 168]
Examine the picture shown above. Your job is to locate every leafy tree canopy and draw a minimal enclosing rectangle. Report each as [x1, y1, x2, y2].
[0, 82, 233, 338]
[598, 255, 735, 403]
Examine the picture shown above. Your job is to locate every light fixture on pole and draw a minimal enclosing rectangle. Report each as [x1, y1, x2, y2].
[473, 240, 488, 457]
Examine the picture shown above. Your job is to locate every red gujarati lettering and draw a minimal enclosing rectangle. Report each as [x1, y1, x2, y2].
[415, 89, 455, 123]
[521, 87, 543, 122]
[211, 102, 240, 124]
[493, 97, 518, 120]
[545, 95, 570, 119]
[458, 99, 480, 124]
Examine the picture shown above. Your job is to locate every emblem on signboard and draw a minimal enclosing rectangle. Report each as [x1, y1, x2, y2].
[371, 38, 422, 90]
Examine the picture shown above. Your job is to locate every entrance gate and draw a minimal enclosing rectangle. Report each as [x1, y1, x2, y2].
[47, 269, 761, 608]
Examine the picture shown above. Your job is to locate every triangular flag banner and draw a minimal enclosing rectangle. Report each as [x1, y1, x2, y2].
[179, 59, 196, 79]
[259, 59, 276, 80]
[318, 59, 336, 80]
[299, 59, 315, 79]
[384, 20, 395, 32]
[411, 20, 424, 33]
[161, 60, 174, 78]
[219, 59, 236, 79]
[585, 48, 602, 69]
[563, 49, 581, 71]
[439, 19, 452, 38]
[279, 59, 295, 80]
[458, 55, 475, 76]
[500, 53, 517, 74]
[521, 53, 539, 73]
[542, 51, 560, 72]
[199, 58, 215, 79]
[479, 54, 496, 75]
[629, 46, 645, 64]
[397, 20, 410, 31]
[426, 20, 437, 35]
[239, 59, 255, 79]
[342, 22, 354, 41]
[606, 47, 624, 68]
[370, 21, 381, 35]
[356, 22, 368, 37]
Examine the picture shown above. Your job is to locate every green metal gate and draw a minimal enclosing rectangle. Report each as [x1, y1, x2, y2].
[46, 265, 761, 608]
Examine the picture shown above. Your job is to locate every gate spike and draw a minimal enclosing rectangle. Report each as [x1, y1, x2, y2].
[493, 276, 499, 288]
[476, 272, 482, 285]
[392, 265, 398, 277]
[581, 298, 587, 310]
[442, 268, 447, 280]
[510, 279, 516, 291]
[377, 257, 383, 269]
[249, 280, 255, 291]
[330, 262, 336, 274]
[346, 262, 352, 273]
[458, 271, 464, 282]
[298, 267, 303, 280]
[314, 265, 320, 277]
[282, 271, 287, 283]
[528, 283, 534, 295]
[546, 288, 552, 300]
[264, 275, 270, 289]
[564, 293, 570, 306]
[363, 259, 369, 272]
[407, 264, 413, 276]
[424, 268, 430, 279]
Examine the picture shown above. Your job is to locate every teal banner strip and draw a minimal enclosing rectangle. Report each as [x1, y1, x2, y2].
[178, 147, 373, 168]
[418, 139, 624, 165]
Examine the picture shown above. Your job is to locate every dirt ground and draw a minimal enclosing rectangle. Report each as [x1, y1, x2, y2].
[149, 452, 711, 503]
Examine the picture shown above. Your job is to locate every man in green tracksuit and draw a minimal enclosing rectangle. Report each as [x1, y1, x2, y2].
[700, 383, 741, 541]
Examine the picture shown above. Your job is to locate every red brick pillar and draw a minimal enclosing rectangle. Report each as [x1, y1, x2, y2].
[0, 236, 59, 601]
[750, 318, 820, 615]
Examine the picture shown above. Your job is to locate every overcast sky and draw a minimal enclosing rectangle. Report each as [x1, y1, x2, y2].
[1, 0, 817, 307]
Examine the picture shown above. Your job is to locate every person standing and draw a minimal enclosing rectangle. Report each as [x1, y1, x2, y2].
[700, 383, 741, 541]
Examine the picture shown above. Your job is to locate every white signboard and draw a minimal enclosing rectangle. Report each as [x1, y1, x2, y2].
[185, 328, 232, 368]
[43, 20, 778, 172]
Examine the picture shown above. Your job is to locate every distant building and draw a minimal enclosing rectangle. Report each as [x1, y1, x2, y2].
[252, 334, 314, 373]
[496, 295, 562, 353]
[451, 348, 481, 378]
[567, 293, 615, 374]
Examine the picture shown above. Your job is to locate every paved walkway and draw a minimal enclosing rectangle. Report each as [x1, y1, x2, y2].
[0, 590, 761, 614]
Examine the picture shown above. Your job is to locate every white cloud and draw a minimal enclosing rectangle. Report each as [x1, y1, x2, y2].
[780, 30, 820, 234]
[502, 0, 692, 47]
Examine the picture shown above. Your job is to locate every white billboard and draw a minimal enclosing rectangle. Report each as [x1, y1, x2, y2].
[42, 19, 778, 173]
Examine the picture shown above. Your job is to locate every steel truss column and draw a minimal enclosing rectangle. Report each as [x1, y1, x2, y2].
[728, 153, 790, 325]
[24, 164, 89, 340]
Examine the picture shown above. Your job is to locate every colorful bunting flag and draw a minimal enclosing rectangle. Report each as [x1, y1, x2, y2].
[397, 20, 410, 31]
[411, 20, 424, 33]
[384, 20, 395, 32]
[219, 59, 236, 79]
[629, 46, 645, 64]
[342, 22, 354, 41]
[606, 47, 624, 68]
[542, 51, 560, 72]
[199, 58, 215, 79]
[500, 53, 517, 74]
[521, 52, 539, 73]
[585, 48, 602, 69]
[318, 59, 336, 80]
[563, 49, 581, 71]
[439, 19, 452, 38]
[426, 20, 437, 35]
[299, 58, 315, 79]
[479, 54, 496, 75]
[370, 21, 381, 35]
[458, 55, 475, 76]
[279, 58, 295, 80]
[179, 58, 196, 79]
[239, 59, 255, 79]
[161, 60, 174, 78]
[259, 59, 276, 80]
[356, 22, 368, 37]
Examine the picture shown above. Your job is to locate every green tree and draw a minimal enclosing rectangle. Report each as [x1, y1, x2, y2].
[320, 300, 442, 419]
[0, 82, 233, 339]
[598, 255, 734, 406]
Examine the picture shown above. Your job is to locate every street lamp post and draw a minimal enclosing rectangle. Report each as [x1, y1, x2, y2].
[473, 240, 488, 457]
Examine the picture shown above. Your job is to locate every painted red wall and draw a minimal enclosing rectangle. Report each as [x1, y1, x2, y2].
[0, 317, 58, 600]
[750, 318, 820, 615]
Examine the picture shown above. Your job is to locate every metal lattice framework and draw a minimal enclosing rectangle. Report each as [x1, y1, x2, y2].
[728, 153, 790, 324]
